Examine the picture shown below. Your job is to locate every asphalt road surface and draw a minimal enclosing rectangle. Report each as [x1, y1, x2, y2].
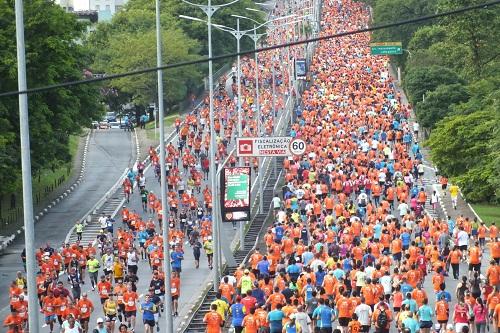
[0, 129, 135, 320]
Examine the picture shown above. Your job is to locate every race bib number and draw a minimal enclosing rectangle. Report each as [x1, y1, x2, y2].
[171, 288, 177, 293]
[155, 289, 161, 294]
[46, 307, 53, 312]
[60, 306, 66, 311]
[128, 301, 134, 307]
[81, 307, 87, 313]
[118, 296, 123, 301]
[102, 289, 108, 295]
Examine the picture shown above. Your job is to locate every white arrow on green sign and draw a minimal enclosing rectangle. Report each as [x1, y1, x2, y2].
[370, 42, 403, 55]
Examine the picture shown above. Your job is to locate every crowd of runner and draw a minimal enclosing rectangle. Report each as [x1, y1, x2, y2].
[199, 1, 500, 333]
[3, 1, 500, 333]
[3, 2, 298, 333]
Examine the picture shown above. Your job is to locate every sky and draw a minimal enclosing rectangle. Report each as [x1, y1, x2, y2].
[74, 0, 89, 10]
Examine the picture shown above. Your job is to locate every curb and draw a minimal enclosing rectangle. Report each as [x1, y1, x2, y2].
[0, 131, 91, 250]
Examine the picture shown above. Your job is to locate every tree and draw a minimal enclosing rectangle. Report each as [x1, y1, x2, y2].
[161, 0, 265, 59]
[407, 25, 447, 51]
[426, 110, 499, 203]
[403, 66, 463, 105]
[93, 28, 201, 107]
[414, 83, 469, 129]
[0, 0, 101, 194]
[437, 0, 500, 78]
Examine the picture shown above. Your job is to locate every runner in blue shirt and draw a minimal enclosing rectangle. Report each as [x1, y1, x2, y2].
[230, 296, 246, 333]
[267, 304, 285, 333]
[417, 298, 434, 330]
[312, 299, 334, 331]
[140, 295, 157, 333]
[170, 245, 184, 274]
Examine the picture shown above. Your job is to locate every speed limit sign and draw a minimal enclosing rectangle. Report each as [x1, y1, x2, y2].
[290, 138, 306, 156]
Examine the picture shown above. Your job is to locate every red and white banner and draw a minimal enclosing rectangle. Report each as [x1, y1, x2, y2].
[236, 137, 306, 157]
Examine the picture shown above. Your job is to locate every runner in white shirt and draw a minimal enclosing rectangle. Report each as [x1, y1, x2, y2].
[397, 202, 409, 217]
[355, 298, 373, 331]
[379, 271, 393, 296]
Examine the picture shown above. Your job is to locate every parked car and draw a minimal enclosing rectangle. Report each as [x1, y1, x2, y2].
[105, 111, 117, 122]
[98, 121, 110, 129]
[108, 122, 121, 129]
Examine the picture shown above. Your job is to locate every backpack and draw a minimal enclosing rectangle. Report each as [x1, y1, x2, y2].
[377, 308, 388, 328]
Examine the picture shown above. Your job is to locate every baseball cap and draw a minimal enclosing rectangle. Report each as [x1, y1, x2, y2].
[244, 269, 250, 274]
[97, 318, 104, 324]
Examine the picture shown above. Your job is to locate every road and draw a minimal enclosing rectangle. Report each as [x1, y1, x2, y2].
[0, 129, 135, 319]
[54, 69, 292, 332]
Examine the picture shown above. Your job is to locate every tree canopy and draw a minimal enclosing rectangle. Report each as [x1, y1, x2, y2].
[87, 0, 264, 111]
[0, 0, 101, 195]
[370, 0, 500, 203]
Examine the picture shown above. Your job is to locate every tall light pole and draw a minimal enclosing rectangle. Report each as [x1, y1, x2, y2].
[234, 13, 306, 213]
[14, 0, 40, 331]
[215, 18, 249, 250]
[179, 0, 239, 291]
[213, 15, 295, 248]
[154, 0, 173, 332]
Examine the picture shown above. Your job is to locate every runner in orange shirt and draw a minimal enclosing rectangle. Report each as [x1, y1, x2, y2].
[204, 304, 224, 333]
[123, 284, 139, 331]
[3, 309, 23, 333]
[76, 293, 94, 333]
[42, 290, 57, 333]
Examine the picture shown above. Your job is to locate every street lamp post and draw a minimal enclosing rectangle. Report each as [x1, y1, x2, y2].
[154, 0, 173, 332]
[14, 0, 40, 331]
[213, 15, 294, 248]
[179, 0, 239, 291]
[250, 25, 265, 214]
[213, 18, 247, 250]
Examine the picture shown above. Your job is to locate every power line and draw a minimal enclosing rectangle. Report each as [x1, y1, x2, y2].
[0, 0, 499, 98]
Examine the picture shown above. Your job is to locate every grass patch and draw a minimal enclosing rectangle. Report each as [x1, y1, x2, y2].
[0, 134, 83, 225]
[32, 134, 81, 200]
[471, 203, 500, 226]
[144, 113, 179, 141]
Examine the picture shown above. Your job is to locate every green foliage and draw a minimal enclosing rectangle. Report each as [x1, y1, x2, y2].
[426, 110, 499, 203]
[93, 27, 201, 106]
[0, 0, 101, 195]
[407, 25, 447, 51]
[370, 0, 500, 202]
[437, 0, 500, 79]
[403, 65, 463, 105]
[88, 0, 264, 109]
[415, 83, 469, 129]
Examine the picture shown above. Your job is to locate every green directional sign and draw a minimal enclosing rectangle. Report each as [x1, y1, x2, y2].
[370, 42, 403, 55]
[226, 174, 249, 200]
